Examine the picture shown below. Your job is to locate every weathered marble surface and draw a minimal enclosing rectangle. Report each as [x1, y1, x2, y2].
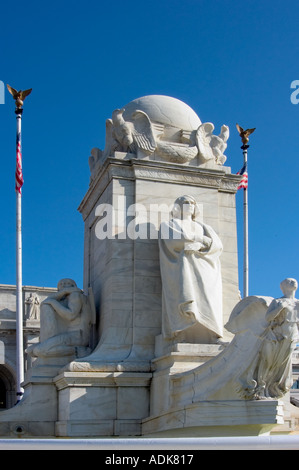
[142, 400, 284, 437]
[55, 371, 151, 437]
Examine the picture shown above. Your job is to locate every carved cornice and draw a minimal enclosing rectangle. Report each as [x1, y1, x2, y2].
[78, 155, 241, 221]
[54, 370, 152, 390]
[0, 284, 56, 293]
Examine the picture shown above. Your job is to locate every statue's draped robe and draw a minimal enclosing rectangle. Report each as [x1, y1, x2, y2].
[257, 298, 299, 397]
[159, 218, 223, 339]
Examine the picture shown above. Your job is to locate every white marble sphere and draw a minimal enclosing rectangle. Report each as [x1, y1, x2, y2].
[122, 95, 202, 132]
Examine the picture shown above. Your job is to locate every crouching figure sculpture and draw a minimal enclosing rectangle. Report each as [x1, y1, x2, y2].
[27, 278, 95, 359]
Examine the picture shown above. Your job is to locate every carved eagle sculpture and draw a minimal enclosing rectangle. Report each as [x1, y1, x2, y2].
[106, 108, 156, 156]
[7, 85, 32, 109]
[236, 123, 256, 146]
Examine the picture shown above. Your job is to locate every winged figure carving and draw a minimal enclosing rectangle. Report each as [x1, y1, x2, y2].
[196, 122, 229, 164]
[171, 278, 299, 405]
[7, 84, 32, 108]
[210, 125, 229, 164]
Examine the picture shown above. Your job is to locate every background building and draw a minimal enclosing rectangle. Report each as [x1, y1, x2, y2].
[0, 284, 56, 409]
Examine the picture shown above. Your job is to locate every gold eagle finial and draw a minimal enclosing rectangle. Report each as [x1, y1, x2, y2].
[236, 123, 256, 146]
[7, 84, 32, 109]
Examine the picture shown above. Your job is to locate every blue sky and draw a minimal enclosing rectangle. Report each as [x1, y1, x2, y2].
[0, 0, 298, 299]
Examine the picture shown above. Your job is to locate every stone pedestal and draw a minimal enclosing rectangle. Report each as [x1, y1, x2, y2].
[77, 155, 240, 369]
[151, 339, 224, 416]
[0, 364, 60, 437]
[55, 371, 151, 437]
[144, 340, 286, 437]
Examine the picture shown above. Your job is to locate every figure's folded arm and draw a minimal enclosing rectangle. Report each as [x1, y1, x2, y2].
[43, 292, 82, 322]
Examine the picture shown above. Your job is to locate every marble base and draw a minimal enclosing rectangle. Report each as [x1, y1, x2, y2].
[150, 342, 224, 416]
[0, 376, 57, 437]
[54, 370, 152, 437]
[142, 400, 284, 437]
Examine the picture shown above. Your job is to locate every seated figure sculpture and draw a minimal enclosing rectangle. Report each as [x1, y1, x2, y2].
[158, 195, 223, 344]
[27, 278, 94, 359]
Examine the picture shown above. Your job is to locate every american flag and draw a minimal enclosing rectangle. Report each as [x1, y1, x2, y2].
[237, 162, 248, 190]
[15, 131, 23, 194]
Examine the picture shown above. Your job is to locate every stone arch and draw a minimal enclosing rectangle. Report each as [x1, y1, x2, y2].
[0, 364, 16, 409]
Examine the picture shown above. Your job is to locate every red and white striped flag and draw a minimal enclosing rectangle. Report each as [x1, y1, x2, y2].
[237, 162, 248, 190]
[15, 131, 23, 194]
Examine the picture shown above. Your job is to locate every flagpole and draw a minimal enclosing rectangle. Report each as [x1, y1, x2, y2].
[236, 124, 255, 299]
[15, 107, 24, 402]
[242, 144, 249, 298]
[7, 85, 32, 403]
